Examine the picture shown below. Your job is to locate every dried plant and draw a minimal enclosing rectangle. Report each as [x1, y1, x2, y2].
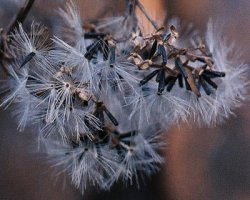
[0, 0, 249, 195]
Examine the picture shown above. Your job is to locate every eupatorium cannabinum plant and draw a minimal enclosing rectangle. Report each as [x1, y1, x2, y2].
[0, 0, 249, 194]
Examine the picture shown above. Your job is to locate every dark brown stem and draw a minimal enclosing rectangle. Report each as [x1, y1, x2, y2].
[0, 0, 35, 75]
[135, 0, 159, 30]
[0, 0, 35, 70]
[6, 0, 35, 35]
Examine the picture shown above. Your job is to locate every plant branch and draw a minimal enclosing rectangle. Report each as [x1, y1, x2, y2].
[0, 0, 35, 68]
[135, 0, 159, 30]
[6, 0, 35, 35]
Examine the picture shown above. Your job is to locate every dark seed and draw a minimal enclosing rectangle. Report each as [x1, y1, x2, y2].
[157, 69, 166, 94]
[199, 76, 211, 95]
[156, 69, 164, 82]
[165, 76, 174, 85]
[166, 77, 177, 92]
[177, 74, 183, 88]
[140, 69, 159, 86]
[20, 52, 36, 68]
[203, 70, 226, 78]
[103, 107, 119, 126]
[202, 75, 218, 89]
[175, 57, 188, 78]
[163, 33, 171, 42]
[149, 40, 157, 59]
[109, 46, 116, 67]
[158, 44, 168, 65]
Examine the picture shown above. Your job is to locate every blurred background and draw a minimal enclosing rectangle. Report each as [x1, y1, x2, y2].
[0, 0, 249, 199]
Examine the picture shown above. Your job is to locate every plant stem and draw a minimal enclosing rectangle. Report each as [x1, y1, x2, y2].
[6, 0, 35, 35]
[0, 0, 35, 69]
[0, 0, 35, 75]
[126, 0, 159, 30]
[135, 0, 159, 30]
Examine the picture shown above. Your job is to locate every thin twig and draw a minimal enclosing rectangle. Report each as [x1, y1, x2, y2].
[0, 0, 35, 74]
[0, 0, 35, 68]
[6, 0, 35, 35]
[135, 0, 159, 30]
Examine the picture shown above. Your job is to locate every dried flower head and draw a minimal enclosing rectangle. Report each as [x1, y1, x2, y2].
[0, 0, 249, 195]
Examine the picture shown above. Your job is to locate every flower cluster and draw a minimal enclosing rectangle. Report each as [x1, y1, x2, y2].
[0, 0, 248, 194]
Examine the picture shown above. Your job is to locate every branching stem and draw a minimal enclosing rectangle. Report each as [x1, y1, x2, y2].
[135, 0, 159, 30]
[125, 0, 159, 30]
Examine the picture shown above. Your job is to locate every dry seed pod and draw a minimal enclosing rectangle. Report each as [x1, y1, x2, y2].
[166, 25, 179, 45]
[138, 59, 152, 70]
[76, 89, 92, 102]
[170, 24, 179, 38]
[128, 52, 152, 70]
[128, 52, 143, 64]
[151, 26, 165, 41]
[131, 32, 148, 50]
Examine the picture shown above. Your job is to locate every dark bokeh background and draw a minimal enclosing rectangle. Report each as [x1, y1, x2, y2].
[0, 0, 250, 200]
